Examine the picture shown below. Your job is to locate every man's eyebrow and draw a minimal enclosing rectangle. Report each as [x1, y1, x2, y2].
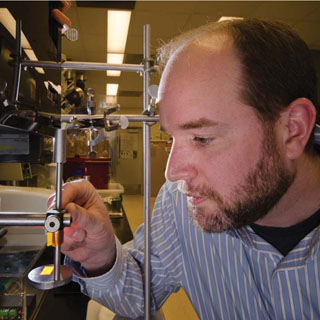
[179, 118, 219, 130]
[160, 118, 220, 134]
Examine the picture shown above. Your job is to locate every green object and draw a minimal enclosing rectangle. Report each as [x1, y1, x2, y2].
[21, 162, 32, 180]
[0, 308, 9, 317]
[9, 308, 17, 318]
[0, 278, 15, 293]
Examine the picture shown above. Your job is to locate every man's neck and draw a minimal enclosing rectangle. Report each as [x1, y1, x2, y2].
[255, 155, 320, 228]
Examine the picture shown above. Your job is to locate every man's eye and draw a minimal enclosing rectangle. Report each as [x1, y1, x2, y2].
[193, 136, 213, 145]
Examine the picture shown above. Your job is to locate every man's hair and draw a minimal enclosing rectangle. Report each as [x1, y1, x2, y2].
[157, 18, 318, 153]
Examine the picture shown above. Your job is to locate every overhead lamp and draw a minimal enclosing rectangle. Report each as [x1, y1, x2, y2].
[0, 8, 45, 74]
[106, 95, 117, 105]
[106, 83, 119, 96]
[24, 49, 45, 74]
[107, 10, 131, 77]
[106, 53, 124, 77]
[0, 9, 17, 42]
[107, 10, 131, 52]
[0, 8, 31, 49]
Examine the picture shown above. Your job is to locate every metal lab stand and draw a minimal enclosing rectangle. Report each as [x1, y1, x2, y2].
[0, 127, 73, 320]
[5, 20, 159, 320]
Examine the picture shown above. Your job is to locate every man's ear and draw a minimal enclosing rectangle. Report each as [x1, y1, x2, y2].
[279, 98, 316, 160]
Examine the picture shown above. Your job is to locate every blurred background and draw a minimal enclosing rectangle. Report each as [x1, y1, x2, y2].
[0, 2, 319, 320]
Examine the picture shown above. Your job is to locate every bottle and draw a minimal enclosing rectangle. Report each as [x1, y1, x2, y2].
[66, 169, 83, 182]
[74, 169, 83, 179]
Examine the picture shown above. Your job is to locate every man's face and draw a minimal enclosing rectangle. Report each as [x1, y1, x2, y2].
[158, 38, 295, 232]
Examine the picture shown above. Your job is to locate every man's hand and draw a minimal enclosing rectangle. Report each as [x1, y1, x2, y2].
[48, 180, 116, 277]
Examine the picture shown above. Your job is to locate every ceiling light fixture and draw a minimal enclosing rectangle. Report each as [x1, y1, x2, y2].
[0, 8, 31, 49]
[106, 53, 124, 77]
[0, 8, 45, 74]
[106, 10, 131, 77]
[106, 83, 119, 96]
[24, 49, 45, 74]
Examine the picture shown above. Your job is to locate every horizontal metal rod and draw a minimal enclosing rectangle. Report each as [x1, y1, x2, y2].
[0, 213, 72, 227]
[21, 60, 147, 72]
[39, 112, 159, 123]
[0, 213, 46, 226]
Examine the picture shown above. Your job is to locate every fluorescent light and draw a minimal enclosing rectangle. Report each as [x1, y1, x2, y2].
[0, 8, 31, 49]
[0, 9, 44, 74]
[106, 53, 124, 76]
[24, 49, 45, 74]
[107, 53, 124, 64]
[24, 49, 37, 60]
[107, 10, 131, 78]
[106, 83, 119, 96]
[0, 9, 16, 40]
[106, 95, 117, 105]
[107, 70, 121, 77]
[107, 10, 131, 53]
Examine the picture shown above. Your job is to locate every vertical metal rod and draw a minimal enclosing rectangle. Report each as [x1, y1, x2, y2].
[143, 24, 151, 320]
[53, 129, 67, 281]
[55, 163, 63, 210]
[22, 277, 27, 320]
[54, 163, 63, 281]
[89, 128, 94, 153]
[54, 244, 62, 280]
[11, 19, 22, 105]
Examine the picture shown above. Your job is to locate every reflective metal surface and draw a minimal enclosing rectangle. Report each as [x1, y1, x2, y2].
[28, 265, 72, 290]
[0, 213, 71, 227]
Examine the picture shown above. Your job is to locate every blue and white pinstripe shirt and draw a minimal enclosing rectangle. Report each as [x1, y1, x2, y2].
[70, 181, 320, 319]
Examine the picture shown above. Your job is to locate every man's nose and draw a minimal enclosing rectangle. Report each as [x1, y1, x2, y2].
[165, 141, 196, 182]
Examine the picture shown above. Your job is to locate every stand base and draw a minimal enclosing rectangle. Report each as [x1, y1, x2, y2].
[28, 265, 72, 290]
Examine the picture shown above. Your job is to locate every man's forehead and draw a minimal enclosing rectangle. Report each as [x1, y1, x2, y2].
[158, 33, 244, 134]
[168, 32, 233, 68]
[159, 36, 237, 91]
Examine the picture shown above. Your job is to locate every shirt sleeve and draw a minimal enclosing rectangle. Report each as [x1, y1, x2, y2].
[67, 181, 184, 318]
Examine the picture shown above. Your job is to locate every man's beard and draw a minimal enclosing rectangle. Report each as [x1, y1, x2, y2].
[179, 123, 296, 233]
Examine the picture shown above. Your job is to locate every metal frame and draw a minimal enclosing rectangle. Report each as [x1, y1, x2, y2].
[21, 60, 145, 72]
[3, 19, 158, 320]
[37, 112, 159, 124]
[143, 24, 152, 318]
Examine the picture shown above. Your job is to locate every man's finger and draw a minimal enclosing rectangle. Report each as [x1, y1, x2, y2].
[64, 225, 86, 242]
[64, 202, 92, 229]
[60, 180, 99, 209]
[47, 193, 56, 209]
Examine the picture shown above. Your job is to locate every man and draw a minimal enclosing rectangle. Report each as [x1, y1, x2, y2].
[54, 19, 320, 319]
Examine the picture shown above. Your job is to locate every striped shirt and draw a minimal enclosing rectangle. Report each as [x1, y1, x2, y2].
[69, 181, 320, 319]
